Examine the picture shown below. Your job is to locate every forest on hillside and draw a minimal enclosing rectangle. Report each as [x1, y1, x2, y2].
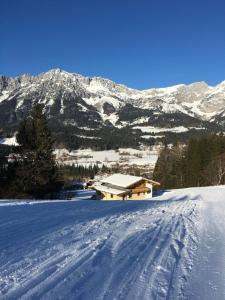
[153, 134, 225, 189]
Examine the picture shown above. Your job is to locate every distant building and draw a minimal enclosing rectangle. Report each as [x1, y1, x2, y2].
[93, 173, 160, 200]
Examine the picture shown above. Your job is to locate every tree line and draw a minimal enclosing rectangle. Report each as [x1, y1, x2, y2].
[59, 164, 109, 182]
[153, 134, 225, 189]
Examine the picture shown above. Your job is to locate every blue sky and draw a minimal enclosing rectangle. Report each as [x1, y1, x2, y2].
[1, 0, 225, 89]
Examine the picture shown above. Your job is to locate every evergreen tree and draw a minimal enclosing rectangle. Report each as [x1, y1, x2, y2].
[153, 143, 184, 189]
[0, 149, 8, 188]
[14, 104, 59, 197]
[153, 145, 172, 188]
[153, 134, 225, 189]
[184, 138, 201, 187]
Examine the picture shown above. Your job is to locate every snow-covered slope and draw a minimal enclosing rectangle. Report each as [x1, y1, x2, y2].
[0, 136, 18, 146]
[0, 69, 225, 137]
[1, 186, 225, 299]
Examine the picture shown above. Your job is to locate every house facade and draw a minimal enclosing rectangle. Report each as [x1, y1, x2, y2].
[93, 173, 160, 200]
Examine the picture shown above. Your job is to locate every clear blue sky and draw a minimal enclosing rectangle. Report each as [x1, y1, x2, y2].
[1, 0, 225, 89]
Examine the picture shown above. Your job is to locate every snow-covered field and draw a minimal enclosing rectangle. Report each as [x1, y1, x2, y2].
[0, 136, 18, 146]
[1, 186, 225, 299]
[54, 147, 159, 169]
[133, 125, 190, 133]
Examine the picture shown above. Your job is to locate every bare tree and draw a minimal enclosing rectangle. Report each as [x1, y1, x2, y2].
[204, 153, 225, 185]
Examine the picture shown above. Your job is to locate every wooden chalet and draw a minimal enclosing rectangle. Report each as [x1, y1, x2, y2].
[93, 173, 160, 200]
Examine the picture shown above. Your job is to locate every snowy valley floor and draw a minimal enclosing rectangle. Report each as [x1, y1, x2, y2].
[0, 187, 225, 300]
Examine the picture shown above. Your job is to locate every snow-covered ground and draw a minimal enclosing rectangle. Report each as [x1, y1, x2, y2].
[1, 186, 225, 299]
[133, 125, 191, 133]
[133, 126, 205, 138]
[54, 147, 159, 169]
[0, 136, 18, 146]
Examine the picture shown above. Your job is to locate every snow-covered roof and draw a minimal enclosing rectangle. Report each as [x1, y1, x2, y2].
[101, 173, 160, 188]
[93, 183, 128, 195]
[100, 173, 161, 189]
[101, 174, 142, 188]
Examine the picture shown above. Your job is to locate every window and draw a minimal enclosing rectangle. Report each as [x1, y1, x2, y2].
[147, 189, 151, 194]
[137, 192, 140, 196]
[111, 194, 113, 198]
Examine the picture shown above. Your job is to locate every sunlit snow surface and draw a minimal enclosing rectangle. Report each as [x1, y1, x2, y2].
[0, 187, 225, 299]
[0, 136, 18, 146]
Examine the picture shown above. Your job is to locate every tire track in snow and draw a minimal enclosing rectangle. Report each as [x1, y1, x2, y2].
[100, 201, 200, 300]
[0, 194, 203, 300]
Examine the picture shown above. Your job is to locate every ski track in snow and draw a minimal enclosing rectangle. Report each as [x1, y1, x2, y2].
[0, 187, 225, 299]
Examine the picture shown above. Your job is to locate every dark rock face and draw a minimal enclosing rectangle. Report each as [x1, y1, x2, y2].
[103, 102, 116, 115]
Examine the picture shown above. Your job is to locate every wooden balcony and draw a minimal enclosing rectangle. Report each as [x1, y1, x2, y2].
[130, 187, 151, 194]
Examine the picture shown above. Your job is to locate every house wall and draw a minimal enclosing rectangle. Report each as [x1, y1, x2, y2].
[146, 183, 153, 198]
[101, 182, 153, 200]
[129, 180, 153, 200]
[126, 192, 147, 200]
[102, 192, 124, 200]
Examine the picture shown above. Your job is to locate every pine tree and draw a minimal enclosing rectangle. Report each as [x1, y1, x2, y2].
[183, 138, 201, 187]
[153, 145, 171, 188]
[0, 148, 8, 191]
[153, 143, 185, 189]
[153, 134, 225, 189]
[15, 104, 59, 197]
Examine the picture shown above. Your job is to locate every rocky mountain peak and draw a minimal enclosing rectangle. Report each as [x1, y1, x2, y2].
[0, 69, 225, 143]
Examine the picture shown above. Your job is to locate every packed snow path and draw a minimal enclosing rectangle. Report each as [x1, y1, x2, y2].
[0, 187, 225, 300]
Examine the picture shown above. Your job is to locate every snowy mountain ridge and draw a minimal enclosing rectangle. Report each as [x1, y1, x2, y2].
[0, 69, 224, 147]
[1, 68, 225, 120]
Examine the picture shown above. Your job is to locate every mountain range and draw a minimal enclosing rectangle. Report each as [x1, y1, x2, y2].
[0, 69, 224, 149]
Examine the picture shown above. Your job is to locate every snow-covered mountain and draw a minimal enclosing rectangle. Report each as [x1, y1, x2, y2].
[0, 69, 224, 148]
